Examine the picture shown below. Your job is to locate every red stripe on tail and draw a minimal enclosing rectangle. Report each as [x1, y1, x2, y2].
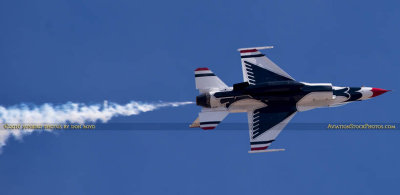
[195, 67, 209, 71]
[251, 146, 268, 151]
[201, 127, 215, 130]
[240, 49, 258, 53]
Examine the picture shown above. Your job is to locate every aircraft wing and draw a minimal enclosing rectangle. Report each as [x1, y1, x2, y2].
[239, 46, 295, 85]
[247, 105, 297, 153]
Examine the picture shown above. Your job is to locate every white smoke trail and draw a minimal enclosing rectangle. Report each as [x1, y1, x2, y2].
[0, 101, 193, 152]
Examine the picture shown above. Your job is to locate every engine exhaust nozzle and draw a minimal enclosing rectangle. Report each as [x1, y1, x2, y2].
[196, 93, 211, 108]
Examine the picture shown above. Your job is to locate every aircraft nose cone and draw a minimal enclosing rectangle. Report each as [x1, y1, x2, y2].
[371, 88, 390, 98]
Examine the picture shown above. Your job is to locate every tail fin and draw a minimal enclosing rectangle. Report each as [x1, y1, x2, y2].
[195, 68, 228, 93]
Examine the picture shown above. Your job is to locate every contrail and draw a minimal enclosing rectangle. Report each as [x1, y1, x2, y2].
[0, 101, 193, 152]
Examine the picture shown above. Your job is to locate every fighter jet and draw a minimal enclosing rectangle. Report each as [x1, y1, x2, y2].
[190, 46, 390, 153]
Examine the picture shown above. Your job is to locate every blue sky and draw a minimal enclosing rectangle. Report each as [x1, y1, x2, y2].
[0, 0, 399, 194]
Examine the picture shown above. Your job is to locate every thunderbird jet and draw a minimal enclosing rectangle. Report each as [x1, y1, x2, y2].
[190, 46, 390, 153]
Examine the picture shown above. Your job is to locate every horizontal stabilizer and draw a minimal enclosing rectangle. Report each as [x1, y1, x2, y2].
[198, 109, 229, 130]
[195, 68, 228, 93]
[189, 117, 200, 128]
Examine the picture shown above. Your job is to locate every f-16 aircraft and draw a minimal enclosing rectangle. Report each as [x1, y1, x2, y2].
[190, 46, 390, 153]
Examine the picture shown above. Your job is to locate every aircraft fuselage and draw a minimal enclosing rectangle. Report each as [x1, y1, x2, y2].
[196, 81, 387, 113]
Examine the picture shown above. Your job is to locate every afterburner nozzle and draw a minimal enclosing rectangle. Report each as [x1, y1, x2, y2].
[196, 93, 211, 108]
